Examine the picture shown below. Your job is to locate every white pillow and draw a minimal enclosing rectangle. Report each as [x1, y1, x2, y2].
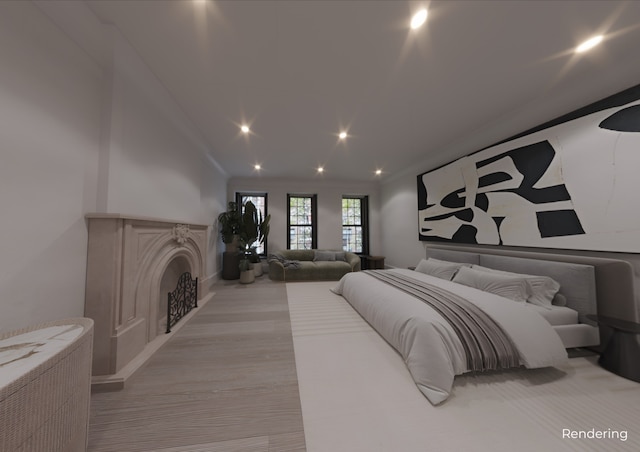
[415, 258, 466, 281]
[471, 265, 560, 308]
[452, 266, 529, 303]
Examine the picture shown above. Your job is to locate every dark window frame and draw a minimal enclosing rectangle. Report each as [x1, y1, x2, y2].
[287, 194, 318, 250]
[236, 192, 269, 256]
[342, 195, 369, 255]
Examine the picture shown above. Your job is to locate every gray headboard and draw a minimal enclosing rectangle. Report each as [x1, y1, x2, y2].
[425, 247, 636, 323]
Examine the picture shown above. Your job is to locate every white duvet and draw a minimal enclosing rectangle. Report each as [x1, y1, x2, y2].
[332, 269, 568, 405]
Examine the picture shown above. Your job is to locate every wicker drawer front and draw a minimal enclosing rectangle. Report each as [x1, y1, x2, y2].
[0, 318, 93, 452]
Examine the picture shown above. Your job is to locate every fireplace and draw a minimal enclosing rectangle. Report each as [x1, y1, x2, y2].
[84, 214, 212, 390]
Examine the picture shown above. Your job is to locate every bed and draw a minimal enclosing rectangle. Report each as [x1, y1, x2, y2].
[332, 249, 635, 405]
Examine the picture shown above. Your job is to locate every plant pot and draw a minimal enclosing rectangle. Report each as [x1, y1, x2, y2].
[222, 251, 241, 280]
[239, 268, 255, 284]
[252, 259, 263, 277]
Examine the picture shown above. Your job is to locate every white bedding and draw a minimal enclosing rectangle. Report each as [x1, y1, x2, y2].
[526, 304, 579, 326]
[332, 268, 568, 405]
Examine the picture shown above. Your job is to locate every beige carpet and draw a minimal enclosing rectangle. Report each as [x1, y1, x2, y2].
[287, 281, 640, 452]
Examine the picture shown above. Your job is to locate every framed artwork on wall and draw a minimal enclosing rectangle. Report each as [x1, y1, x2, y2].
[417, 85, 640, 252]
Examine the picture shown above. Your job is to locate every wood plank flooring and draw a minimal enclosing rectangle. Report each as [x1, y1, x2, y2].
[88, 277, 306, 452]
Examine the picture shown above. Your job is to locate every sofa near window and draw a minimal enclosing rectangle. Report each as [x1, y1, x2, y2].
[268, 249, 361, 281]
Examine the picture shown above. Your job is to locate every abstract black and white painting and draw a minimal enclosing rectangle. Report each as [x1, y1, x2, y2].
[417, 95, 640, 252]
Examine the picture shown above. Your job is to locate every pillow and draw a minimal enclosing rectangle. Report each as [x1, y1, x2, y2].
[334, 251, 347, 262]
[471, 265, 560, 308]
[452, 266, 529, 303]
[313, 250, 337, 262]
[552, 293, 567, 307]
[415, 258, 466, 281]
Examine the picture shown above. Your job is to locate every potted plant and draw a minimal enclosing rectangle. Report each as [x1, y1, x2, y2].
[237, 201, 259, 283]
[234, 200, 272, 281]
[252, 211, 271, 276]
[217, 201, 241, 252]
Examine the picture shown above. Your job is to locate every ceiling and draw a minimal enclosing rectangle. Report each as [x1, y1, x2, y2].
[84, 0, 640, 182]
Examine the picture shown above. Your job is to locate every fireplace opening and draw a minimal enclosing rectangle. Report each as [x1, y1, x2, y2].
[165, 272, 198, 334]
[159, 256, 191, 336]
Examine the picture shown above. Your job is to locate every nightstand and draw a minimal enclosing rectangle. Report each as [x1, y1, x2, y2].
[586, 314, 640, 383]
[361, 255, 385, 270]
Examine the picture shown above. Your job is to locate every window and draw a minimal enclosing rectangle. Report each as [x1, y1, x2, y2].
[236, 192, 268, 255]
[288, 194, 317, 249]
[342, 195, 369, 255]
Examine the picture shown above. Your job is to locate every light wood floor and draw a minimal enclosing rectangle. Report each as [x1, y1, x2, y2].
[88, 277, 306, 452]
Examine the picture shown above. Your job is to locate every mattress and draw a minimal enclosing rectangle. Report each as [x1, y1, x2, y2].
[526, 304, 599, 348]
[526, 304, 579, 326]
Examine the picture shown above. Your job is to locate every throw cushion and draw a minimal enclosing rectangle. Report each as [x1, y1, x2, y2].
[314, 250, 336, 261]
[334, 251, 347, 262]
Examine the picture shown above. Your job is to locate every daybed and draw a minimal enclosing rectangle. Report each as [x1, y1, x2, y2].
[332, 248, 635, 405]
[268, 249, 361, 281]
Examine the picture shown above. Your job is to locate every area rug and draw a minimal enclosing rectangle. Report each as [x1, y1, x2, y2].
[286, 281, 640, 452]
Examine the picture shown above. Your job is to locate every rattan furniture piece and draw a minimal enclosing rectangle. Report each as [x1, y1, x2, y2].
[0, 317, 94, 452]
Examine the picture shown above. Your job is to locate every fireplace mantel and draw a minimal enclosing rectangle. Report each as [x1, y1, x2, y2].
[85, 212, 210, 226]
[84, 213, 212, 390]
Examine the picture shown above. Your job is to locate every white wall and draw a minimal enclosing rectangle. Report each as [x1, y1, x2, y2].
[0, 2, 102, 333]
[101, 28, 229, 288]
[202, 158, 228, 284]
[0, 2, 227, 333]
[103, 31, 225, 225]
[228, 177, 381, 255]
[379, 175, 424, 268]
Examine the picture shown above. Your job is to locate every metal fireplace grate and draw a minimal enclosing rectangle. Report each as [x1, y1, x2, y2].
[166, 272, 198, 333]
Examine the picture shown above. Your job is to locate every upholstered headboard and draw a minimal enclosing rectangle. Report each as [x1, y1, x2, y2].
[427, 249, 596, 321]
[425, 246, 637, 323]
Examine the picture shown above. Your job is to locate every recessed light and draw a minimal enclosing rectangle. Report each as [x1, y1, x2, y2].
[339, 131, 347, 140]
[375, 169, 382, 176]
[254, 164, 261, 170]
[241, 125, 250, 133]
[576, 35, 603, 53]
[410, 9, 428, 30]
[317, 167, 324, 173]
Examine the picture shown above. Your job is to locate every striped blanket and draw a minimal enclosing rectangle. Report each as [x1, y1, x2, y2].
[364, 270, 520, 372]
